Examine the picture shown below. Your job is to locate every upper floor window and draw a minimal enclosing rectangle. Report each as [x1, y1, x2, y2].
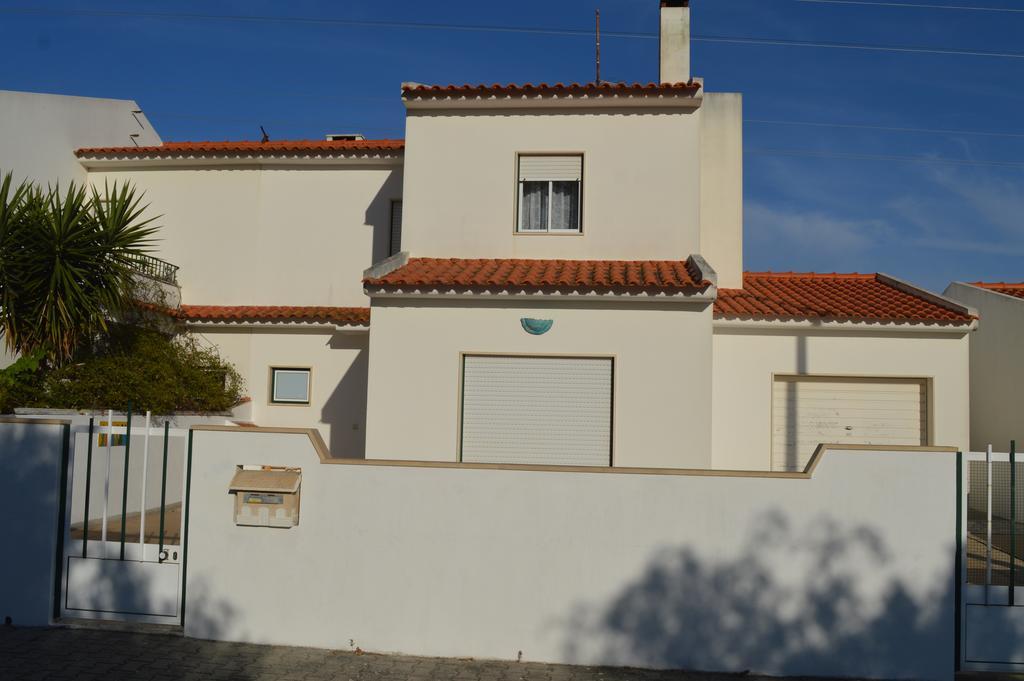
[389, 200, 403, 256]
[517, 154, 582, 233]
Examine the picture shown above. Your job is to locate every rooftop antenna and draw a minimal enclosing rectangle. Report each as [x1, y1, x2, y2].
[595, 9, 602, 84]
[260, 126, 270, 143]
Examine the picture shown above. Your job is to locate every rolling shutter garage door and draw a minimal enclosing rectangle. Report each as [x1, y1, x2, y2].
[461, 355, 613, 466]
[772, 376, 928, 472]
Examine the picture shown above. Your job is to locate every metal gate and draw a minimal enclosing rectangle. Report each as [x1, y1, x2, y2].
[959, 442, 1024, 672]
[59, 409, 192, 625]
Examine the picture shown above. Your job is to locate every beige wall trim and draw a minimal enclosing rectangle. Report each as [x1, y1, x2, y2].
[0, 416, 73, 426]
[191, 425, 956, 479]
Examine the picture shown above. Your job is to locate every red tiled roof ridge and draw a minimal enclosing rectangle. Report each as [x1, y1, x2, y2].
[971, 281, 1024, 288]
[969, 281, 1024, 300]
[739, 271, 876, 280]
[364, 257, 712, 292]
[76, 139, 405, 157]
[402, 81, 701, 96]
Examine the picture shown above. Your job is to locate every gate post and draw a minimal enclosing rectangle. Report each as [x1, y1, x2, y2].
[51, 424, 71, 622]
[955, 450, 963, 673]
[1011, 440, 1017, 606]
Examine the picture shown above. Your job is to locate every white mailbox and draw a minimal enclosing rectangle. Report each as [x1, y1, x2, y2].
[229, 467, 301, 528]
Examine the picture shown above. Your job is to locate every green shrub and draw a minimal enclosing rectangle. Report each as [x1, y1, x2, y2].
[0, 327, 243, 415]
[0, 351, 45, 414]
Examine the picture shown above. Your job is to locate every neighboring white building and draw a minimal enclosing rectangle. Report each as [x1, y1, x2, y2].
[0, 90, 161, 369]
[944, 281, 1024, 450]
[62, 1, 975, 468]
[0, 89, 160, 187]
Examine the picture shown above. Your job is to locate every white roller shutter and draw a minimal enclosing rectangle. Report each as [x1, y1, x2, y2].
[461, 355, 612, 466]
[518, 155, 583, 181]
[772, 376, 928, 472]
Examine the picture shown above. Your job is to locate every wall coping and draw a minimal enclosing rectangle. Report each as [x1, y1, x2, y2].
[190, 425, 957, 479]
[0, 416, 72, 426]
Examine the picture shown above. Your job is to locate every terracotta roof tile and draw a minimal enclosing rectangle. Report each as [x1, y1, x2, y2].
[715, 273, 974, 325]
[971, 282, 1024, 300]
[75, 139, 404, 158]
[178, 305, 369, 326]
[364, 258, 712, 294]
[401, 81, 701, 98]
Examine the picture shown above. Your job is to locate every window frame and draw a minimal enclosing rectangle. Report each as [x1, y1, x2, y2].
[457, 352, 615, 467]
[388, 199, 403, 256]
[269, 367, 312, 406]
[515, 153, 584, 235]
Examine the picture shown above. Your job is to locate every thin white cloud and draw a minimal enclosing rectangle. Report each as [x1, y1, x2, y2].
[745, 201, 894, 256]
[886, 166, 1024, 255]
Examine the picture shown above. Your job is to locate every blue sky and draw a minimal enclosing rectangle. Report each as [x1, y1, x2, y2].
[1, 0, 1022, 291]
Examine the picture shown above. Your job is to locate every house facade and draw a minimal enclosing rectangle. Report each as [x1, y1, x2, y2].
[65, 1, 974, 470]
[944, 281, 1024, 451]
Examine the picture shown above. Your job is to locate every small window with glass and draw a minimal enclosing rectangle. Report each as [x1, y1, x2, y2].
[517, 154, 582, 233]
[270, 367, 311, 405]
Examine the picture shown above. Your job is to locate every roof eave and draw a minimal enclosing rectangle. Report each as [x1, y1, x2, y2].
[402, 93, 703, 111]
[713, 317, 976, 333]
[77, 153, 403, 169]
[364, 285, 717, 304]
[183, 319, 369, 331]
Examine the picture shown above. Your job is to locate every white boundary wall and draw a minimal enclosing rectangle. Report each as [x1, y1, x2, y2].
[186, 429, 957, 681]
[0, 419, 68, 626]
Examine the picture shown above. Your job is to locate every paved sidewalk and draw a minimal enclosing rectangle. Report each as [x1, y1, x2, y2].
[0, 625, 779, 681]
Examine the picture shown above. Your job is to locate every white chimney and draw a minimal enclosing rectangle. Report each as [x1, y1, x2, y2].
[659, 0, 690, 84]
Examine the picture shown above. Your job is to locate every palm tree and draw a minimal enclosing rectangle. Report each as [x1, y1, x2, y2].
[0, 172, 160, 365]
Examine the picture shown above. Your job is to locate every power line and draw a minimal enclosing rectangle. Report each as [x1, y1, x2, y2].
[691, 34, 1024, 59]
[795, 0, 1024, 13]
[745, 147, 1024, 167]
[746, 118, 1024, 140]
[3, 6, 1024, 60]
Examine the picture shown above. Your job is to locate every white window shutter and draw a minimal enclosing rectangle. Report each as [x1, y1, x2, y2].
[519, 155, 582, 181]
[461, 355, 612, 466]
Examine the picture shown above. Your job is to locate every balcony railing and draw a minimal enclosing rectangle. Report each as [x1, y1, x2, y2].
[126, 252, 179, 285]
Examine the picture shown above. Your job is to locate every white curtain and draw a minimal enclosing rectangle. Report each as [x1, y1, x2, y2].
[520, 181, 548, 231]
[550, 181, 579, 231]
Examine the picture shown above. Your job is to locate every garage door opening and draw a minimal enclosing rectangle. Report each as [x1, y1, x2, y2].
[772, 375, 929, 472]
[460, 355, 613, 467]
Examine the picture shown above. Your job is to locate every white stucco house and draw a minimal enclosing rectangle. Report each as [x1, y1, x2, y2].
[944, 281, 1023, 451]
[25, 1, 976, 470]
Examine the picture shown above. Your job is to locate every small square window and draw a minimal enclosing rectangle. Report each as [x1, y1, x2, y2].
[517, 155, 582, 233]
[270, 368, 311, 405]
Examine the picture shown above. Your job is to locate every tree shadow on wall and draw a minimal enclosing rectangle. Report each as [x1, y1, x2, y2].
[562, 511, 955, 680]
